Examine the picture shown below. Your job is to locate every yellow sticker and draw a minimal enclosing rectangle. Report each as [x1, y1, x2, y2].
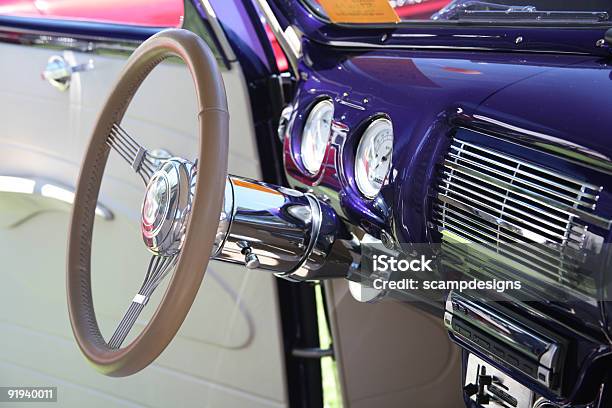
[317, 0, 400, 24]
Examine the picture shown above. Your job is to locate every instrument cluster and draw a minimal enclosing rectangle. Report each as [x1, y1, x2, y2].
[281, 96, 395, 207]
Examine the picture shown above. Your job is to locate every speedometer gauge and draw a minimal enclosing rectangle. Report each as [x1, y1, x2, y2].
[354, 118, 394, 198]
[301, 99, 334, 174]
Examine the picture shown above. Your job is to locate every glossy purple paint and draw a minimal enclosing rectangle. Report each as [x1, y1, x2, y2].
[271, 0, 612, 56]
[210, 0, 277, 76]
[285, 41, 612, 236]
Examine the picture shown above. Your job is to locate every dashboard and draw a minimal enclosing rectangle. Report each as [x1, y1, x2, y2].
[281, 38, 612, 406]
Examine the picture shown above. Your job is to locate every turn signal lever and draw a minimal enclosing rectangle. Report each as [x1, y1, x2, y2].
[210, 176, 360, 281]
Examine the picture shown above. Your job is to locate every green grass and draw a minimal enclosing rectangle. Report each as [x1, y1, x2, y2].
[315, 284, 343, 408]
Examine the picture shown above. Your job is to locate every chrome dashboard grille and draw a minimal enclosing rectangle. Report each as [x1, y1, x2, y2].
[434, 138, 604, 286]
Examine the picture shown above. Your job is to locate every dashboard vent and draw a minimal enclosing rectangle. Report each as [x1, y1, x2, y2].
[434, 137, 605, 286]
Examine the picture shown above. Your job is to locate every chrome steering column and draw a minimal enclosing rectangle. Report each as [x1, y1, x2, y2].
[211, 176, 359, 281]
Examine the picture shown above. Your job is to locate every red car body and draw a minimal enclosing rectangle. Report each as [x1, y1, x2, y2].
[0, 0, 183, 27]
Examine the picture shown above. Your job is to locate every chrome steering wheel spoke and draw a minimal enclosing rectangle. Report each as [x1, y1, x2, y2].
[108, 254, 178, 349]
[106, 123, 159, 184]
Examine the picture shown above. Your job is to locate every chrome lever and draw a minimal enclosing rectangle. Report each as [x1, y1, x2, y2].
[41, 55, 94, 91]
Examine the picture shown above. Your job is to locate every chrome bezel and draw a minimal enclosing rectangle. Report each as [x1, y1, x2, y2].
[141, 158, 194, 257]
[354, 117, 394, 199]
[300, 99, 334, 175]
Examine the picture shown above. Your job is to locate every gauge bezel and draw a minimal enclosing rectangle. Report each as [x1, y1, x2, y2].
[354, 117, 394, 199]
[299, 98, 334, 175]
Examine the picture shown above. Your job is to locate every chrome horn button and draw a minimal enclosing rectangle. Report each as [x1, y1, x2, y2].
[141, 158, 194, 256]
[142, 173, 170, 234]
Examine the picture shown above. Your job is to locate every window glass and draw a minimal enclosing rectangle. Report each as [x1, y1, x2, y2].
[0, 0, 184, 27]
[303, 0, 612, 25]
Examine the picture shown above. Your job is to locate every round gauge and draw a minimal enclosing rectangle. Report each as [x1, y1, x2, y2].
[300, 99, 334, 174]
[354, 118, 394, 198]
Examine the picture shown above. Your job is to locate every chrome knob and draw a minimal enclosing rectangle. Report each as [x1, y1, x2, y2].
[42, 55, 94, 91]
[244, 252, 260, 269]
[237, 241, 260, 269]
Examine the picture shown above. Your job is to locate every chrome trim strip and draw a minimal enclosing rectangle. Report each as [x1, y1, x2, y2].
[436, 217, 581, 275]
[439, 175, 584, 236]
[435, 211, 581, 268]
[252, 0, 300, 76]
[198, 0, 236, 61]
[0, 176, 113, 220]
[337, 99, 366, 110]
[328, 40, 591, 55]
[440, 229, 598, 305]
[437, 193, 580, 246]
[445, 292, 560, 384]
[0, 30, 140, 55]
[469, 115, 612, 173]
[0, 13, 229, 66]
[435, 203, 586, 250]
[444, 157, 596, 210]
[452, 139, 602, 192]
[443, 161, 611, 229]
[438, 226, 580, 285]
[441, 170, 587, 227]
[472, 115, 612, 163]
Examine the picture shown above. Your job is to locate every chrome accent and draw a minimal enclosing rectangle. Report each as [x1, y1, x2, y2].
[446, 291, 563, 390]
[337, 99, 366, 111]
[330, 120, 350, 144]
[42, 55, 94, 91]
[237, 241, 261, 269]
[212, 179, 234, 257]
[434, 137, 611, 286]
[197, 0, 237, 62]
[147, 149, 173, 170]
[347, 234, 391, 303]
[301, 98, 334, 175]
[108, 254, 177, 349]
[132, 294, 149, 305]
[0, 175, 113, 221]
[0, 15, 228, 67]
[212, 175, 358, 280]
[107, 123, 162, 184]
[0, 29, 141, 56]
[326, 39, 592, 56]
[532, 397, 561, 408]
[354, 117, 394, 199]
[141, 159, 194, 257]
[252, 0, 300, 76]
[213, 176, 314, 273]
[471, 115, 612, 173]
[465, 354, 535, 408]
[277, 104, 294, 143]
[292, 347, 334, 358]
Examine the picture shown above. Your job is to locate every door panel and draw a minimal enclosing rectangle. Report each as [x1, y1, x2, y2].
[0, 29, 288, 408]
[324, 280, 463, 408]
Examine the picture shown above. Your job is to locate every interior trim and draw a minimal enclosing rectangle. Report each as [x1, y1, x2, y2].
[197, 0, 237, 62]
[0, 175, 113, 221]
[252, 0, 300, 77]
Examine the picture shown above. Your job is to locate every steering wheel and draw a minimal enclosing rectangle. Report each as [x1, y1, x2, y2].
[67, 29, 229, 377]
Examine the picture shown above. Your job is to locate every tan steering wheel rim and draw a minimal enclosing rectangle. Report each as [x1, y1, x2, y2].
[67, 29, 229, 377]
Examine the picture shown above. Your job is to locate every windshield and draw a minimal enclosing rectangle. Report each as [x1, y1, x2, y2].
[303, 0, 612, 24]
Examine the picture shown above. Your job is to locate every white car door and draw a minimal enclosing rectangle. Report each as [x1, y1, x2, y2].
[0, 2, 289, 407]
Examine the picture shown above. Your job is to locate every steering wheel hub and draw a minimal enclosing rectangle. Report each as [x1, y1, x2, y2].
[141, 158, 194, 257]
